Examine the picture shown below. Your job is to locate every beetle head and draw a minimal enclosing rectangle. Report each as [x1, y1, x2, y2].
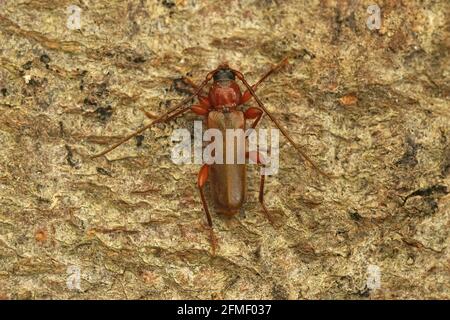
[213, 63, 235, 82]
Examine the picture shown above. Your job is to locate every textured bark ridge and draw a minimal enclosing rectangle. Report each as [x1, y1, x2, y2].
[0, 0, 448, 299]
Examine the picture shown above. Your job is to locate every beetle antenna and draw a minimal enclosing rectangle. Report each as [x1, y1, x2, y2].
[232, 68, 332, 179]
[91, 70, 217, 158]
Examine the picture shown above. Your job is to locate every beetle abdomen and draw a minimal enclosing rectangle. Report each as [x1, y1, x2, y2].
[207, 111, 246, 216]
[210, 164, 246, 215]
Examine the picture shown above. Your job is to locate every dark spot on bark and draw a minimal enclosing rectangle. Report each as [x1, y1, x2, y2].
[78, 70, 87, 91]
[253, 245, 261, 260]
[358, 286, 370, 297]
[346, 12, 357, 32]
[152, 247, 162, 257]
[84, 97, 97, 106]
[59, 121, 65, 137]
[349, 210, 362, 221]
[1, 88, 8, 97]
[40, 54, 51, 64]
[38, 99, 49, 110]
[271, 284, 289, 300]
[291, 242, 318, 263]
[27, 77, 39, 86]
[404, 47, 426, 66]
[96, 167, 111, 176]
[389, 30, 407, 53]
[282, 113, 290, 122]
[239, 207, 246, 219]
[406, 185, 448, 200]
[395, 137, 419, 167]
[255, 0, 279, 7]
[171, 77, 193, 96]
[65, 145, 79, 168]
[296, 48, 316, 60]
[332, 9, 342, 44]
[332, 9, 357, 43]
[403, 185, 447, 216]
[136, 135, 144, 147]
[37, 197, 51, 204]
[96, 82, 109, 97]
[22, 61, 33, 70]
[407, 253, 416, 264]
[225, 276, 240, 291]
[160, 100, 172, 109]
[426, 198, 438, 213]
[336, 229, 348, 238]
[133, 56, 147, 63]
[161, 0, 175, 9]
[95, 105, 113, 121]
[441, 147, 450, 176]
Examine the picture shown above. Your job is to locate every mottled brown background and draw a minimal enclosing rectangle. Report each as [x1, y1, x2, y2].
[0, 0, 449, 299]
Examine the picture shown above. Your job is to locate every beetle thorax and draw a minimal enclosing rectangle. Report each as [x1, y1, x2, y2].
[208, 80, 242, 111]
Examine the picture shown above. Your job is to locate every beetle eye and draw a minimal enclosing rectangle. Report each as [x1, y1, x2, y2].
[213, 69, 235, 82]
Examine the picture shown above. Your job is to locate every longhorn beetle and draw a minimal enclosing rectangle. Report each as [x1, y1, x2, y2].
[92, 59, 329, 254]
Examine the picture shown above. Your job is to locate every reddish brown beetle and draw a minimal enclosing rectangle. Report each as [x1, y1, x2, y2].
[92, 59, 329, 253]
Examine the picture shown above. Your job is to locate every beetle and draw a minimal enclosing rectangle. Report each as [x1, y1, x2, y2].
[92, 59, 329, 253]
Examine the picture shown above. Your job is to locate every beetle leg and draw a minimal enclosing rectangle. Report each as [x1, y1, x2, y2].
[197, 164, 217, 254]
[245, 113, 272, 224]
[244, 107, 263, 129]
[246, 151, 275, 225]
[240, 85, 257, 105]
[257, 169, 275, 225]
[191, 104, 209, 116]
[198, 96, 211, 109]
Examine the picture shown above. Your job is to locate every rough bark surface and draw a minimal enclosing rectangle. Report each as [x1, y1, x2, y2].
[0, 0, 449, 299]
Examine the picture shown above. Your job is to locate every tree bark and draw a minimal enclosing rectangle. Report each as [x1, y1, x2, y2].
[0, 0, 448, 299]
